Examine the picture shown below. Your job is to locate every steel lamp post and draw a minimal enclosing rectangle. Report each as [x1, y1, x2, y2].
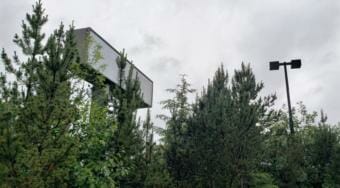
[269, 59, 301, 134]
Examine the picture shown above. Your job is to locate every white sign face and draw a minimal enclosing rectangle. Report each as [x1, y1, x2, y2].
[74, 28, 153, 107]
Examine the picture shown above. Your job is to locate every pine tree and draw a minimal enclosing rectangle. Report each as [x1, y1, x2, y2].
[187, 65, 231, 187]
[109, 50, 147, 187]
[228, 63, 276, 187]
[186, 64, 276, 187]
[0, 1, 84, 186]
[144, 109, 154, 168]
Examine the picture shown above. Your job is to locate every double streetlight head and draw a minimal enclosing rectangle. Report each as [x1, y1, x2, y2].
[269, 59, 301, 71]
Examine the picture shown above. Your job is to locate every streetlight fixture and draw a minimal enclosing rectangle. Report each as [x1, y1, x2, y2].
[269, 59, 301, 134]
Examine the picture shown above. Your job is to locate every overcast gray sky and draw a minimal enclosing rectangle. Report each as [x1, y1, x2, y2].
[1, 0, 340, 125]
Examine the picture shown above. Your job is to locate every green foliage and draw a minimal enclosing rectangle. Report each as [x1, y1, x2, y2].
[158, 64, 340, 188]
[158, 74, 195, 187]
[0, 1, 82, 186]
[182, 64, 276, 187]
[262, 104, 340, 188]
[144, 144, 173, 188]
[69, 102, 126, 187]
[109, 49, 153, 187]
[2, 1, 340, 188]
[0, 1, 124, 187]
[249, 172, 278, 188]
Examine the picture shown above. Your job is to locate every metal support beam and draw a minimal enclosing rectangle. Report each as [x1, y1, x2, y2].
[283, 63, 294, 134]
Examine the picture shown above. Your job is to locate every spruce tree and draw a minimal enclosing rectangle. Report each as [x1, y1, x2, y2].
[159, 75, 195, 187]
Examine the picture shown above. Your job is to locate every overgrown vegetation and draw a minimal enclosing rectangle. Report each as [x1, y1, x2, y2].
[1, 1, 339, 187]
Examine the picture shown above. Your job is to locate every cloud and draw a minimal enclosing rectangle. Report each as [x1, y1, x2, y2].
[129, 33, 164, 55]
[150, 56, 180, 72]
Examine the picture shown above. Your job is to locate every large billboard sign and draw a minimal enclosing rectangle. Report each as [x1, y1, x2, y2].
[74, 28, 153, 107]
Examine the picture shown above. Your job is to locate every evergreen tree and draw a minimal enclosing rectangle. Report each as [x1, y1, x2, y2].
[110, 50, 147, 187]
[144, 109, 154, 170]
[0, 1, 83, 186]
[144, 144, 173, 188]
[187, 65, 231, 187]
[0, 1, 126, 187]
[187, 64, 276, 187]
[158, 75, 195, 187]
